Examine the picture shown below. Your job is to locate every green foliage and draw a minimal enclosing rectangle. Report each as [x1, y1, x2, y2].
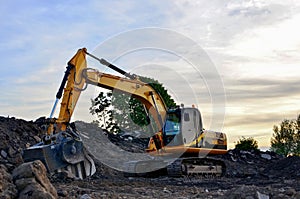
[235, 137, 258, 151]
[138, 76, 176, 108]
[90, 76, 177, 134]
[271, 114, 300, 156]
[89, 92, 120, 133]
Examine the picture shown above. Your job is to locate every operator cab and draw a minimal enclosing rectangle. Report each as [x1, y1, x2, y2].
[163, 107, 203, 147]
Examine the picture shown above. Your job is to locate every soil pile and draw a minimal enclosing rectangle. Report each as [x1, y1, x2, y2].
[0, 116, 300, 199]
[218, 148, 284, 178]
[264, 156, 300, 179]
[0, 116, 44, 171]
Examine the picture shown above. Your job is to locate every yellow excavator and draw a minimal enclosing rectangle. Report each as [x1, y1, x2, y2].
[23, 48, 227, 179]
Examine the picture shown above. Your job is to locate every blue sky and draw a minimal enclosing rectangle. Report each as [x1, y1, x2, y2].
[1, 0, 300, 149]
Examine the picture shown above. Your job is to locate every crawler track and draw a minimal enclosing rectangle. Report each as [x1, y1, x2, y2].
[123, 157, 226, 178]
[167, 158, 226, 177]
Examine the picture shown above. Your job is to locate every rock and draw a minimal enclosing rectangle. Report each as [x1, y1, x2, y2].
[57, 189, 68, 197]
[261, 154, 271, 160]
[8, 153, 23, 165]
[1, 150, 8, 159]
[285, 188, 296, 197]
[18, 183, 56, 199]
[163, 187, 172, 194]
[12, 160, 58, 199]
[7, 147, 16, 157]
[272, 193, 288, 199]
[80, 194, 92, 199]
[295, 192, 300, 199]
[257, 191, 269, 199]
[33, 135, 41, 143]
[4, 163, 14, 172]
[224, 185, 260, 199]
[278, 188, 285, 193]
[51, 170, 78, 182]
[14, 177, 36, 190]
[283, 180, 294, 184]
[0, 164, 18, 199]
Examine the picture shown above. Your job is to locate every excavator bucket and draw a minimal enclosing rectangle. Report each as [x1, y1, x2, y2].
[23, 129, 96, 179]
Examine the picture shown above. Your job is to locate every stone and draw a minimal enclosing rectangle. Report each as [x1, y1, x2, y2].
[163, 187, 172, 194]
[0, 164, 18, 199]
[12, 160, 58, 198]
[25, 143, 30, 148]
[8, 153, 23, 165]
[224, 185, 259, 199]
[33, 135, 41, 142]
[1, 150, 8, 158]
[273, 193, 288, 199]
[53, 170, 78, 181]
[257, 191, 269, 199]
[18, 183, 56, 199]
[295, 192, 300, 199]
[14, 177, 36, 191]
[80, 194, 92, 199]
[57, 189, 68, 197]
[261, 154, 272, 160]
[285, 188, 296, 196]
[7, 147, 16, 157]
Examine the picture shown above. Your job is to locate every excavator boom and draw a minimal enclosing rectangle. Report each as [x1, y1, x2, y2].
[83, 68, 166, 130]
[55, 48, 166, 133]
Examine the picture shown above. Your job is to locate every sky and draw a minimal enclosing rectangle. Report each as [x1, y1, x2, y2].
[1, 0, 300, 149]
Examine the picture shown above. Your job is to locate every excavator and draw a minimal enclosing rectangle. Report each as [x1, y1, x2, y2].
[23, 48, 227, 179]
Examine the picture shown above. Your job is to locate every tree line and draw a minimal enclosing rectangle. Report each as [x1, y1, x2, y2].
[270, 114, 300, 156]
[235, 114, 300, 156]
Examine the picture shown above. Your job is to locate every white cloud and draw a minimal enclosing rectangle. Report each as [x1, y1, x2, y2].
[227, 13, 300, 60]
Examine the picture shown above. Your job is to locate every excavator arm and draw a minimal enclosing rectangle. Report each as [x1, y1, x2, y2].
[83, 69, 166, 130]
[53, 48, 167, 135]
[54, 48, 88, 131]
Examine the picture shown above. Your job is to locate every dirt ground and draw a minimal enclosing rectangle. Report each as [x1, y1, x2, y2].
[1, 116, 300, 199]
[51, 158, 300, 199]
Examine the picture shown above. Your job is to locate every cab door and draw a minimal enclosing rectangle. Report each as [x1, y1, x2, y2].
[181, 108, 202, 147]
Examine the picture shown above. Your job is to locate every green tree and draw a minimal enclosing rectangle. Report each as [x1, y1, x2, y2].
[90, 76, 176, 134]
[139, 76, 176, 108]
[235, 137, 258, 151]
[271, 115, 300, 156]
[89, 92, 120, 133]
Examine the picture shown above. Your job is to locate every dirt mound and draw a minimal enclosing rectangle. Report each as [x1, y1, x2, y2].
[0, 116, 53, 198]
[264, 156, 300, 179]
[218, 149, 284, 178]
[0, 116, 44, 171]
[0, 116, 300, 198]
[75, 121, 148, 154]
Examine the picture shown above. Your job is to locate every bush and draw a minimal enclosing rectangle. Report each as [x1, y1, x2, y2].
[235, 137, 258, 151]
[271, 115, 300, 156]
